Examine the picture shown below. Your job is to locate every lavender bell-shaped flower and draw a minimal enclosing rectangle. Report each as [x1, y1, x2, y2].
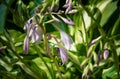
[103, 49, 109, 60]
[53, 35, 68, 64]
[29, 25, 43, 44]
[59, 46, 68, 64]
[23, 17, 43, 53]
[60, 30, 72, 49]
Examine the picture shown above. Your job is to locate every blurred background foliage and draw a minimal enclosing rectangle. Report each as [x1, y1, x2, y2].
[0, 0, 120, 79]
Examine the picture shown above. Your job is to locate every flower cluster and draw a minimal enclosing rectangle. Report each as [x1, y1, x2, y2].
[23, 17, 43, 54]
[23, 0, 75, 64]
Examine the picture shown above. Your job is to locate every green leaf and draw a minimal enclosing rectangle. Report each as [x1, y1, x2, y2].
[0, 0, 14, 31]
[30, 62, 48, 79]
[102, 65, 118, 79]
[0, 4, 7, 31]
[100, 0, 118, 26]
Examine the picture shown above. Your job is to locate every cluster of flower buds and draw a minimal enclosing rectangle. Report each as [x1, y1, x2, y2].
[63, 0, 77, 14]
[97, 49, 109, 65]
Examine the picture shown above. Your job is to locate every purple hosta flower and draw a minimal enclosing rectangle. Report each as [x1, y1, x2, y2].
[103, 49, 109, 60]
[57, 15, 74, 25]
[23, 36, 29, 54]
[29, 25, 43, 44]
[23, 17, 43, 53]
[60, 30, 73, 50]
[88, 36, 102, 46]
[51, 15, 60, 22]
[59, 46, 68, 64]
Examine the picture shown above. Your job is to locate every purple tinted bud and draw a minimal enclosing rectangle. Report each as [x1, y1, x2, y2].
[57, 15, 74, 25]
[97, 51, 102, 65]
[88, 36, 102, 46]
[67, 9, 78, 14]
[63, 0, 70, 8]
[63, 0, 72, 14]
[59, 46, 68, 64]
[63, 4, 69, 8]
[23, 36, 29, 54]
[103, 49, 109, 60]
[98, 51, 102, 60]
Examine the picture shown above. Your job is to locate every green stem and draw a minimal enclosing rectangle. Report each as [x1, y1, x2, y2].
[79, 1, 106, 37]
[110, 40, 119, 78]
[35, 45, 54, 79]
[52, 56, 64, 79]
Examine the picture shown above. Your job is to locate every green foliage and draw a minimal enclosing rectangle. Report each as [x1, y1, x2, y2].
[0, 0, 120, 79]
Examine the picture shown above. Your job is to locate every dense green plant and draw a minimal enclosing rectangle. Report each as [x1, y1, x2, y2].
[0, 0, 120, 79]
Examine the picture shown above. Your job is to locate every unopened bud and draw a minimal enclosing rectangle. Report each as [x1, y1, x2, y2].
[103, 49, 109, 60]
[88, 36, 102, 46]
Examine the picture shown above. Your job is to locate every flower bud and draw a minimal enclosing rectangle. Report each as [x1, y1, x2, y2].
[67, 9, 78, 14]
[88, 36, 102, 46]
[97, 50, 102, 65]
[103, 49, 109, 60]
[57, 15, 74, 25]
[51, 15, 60, 22]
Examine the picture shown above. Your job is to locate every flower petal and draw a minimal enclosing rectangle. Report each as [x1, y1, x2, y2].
[60, 31, 72, 49]
[59, 46, 68, 64]
[23, 36, 29, 54]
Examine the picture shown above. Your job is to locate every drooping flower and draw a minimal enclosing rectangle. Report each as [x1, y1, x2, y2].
[23, 36, 29, 54]
[29, 25, 43, 44]
[53, 35, 68, 64]
[60, 30, 73, 49]
[23, 17, 43, 54]
[59, 46, 68, 64]
[103, 49, 109, 60]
